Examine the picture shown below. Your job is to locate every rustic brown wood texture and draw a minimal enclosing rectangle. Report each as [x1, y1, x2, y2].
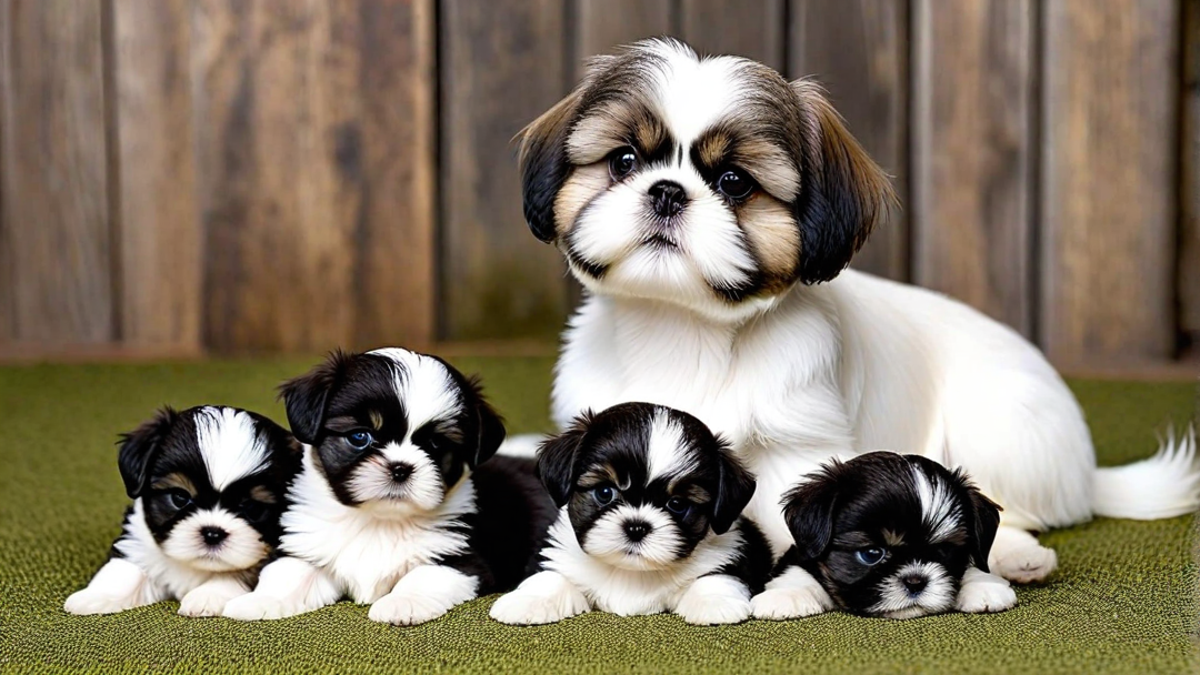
[0, 0, 113, 345]
[1039, 0, 1180, 365]
[111, 0, 202, 351]
[912, 0, 1035, 337]
[789, 0, 909, 281]
[439, 0, 569, 341]
[1181, 0, 1200, 354]
[681, 0, 785, 71]
[575, 0, 671, 64]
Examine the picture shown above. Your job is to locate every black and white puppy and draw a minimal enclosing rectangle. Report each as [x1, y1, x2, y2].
[64, 406, 300, 617]
[490, 403, 772, 625]
[752, 452, 1016, 620]
[223, 348, 556, 625]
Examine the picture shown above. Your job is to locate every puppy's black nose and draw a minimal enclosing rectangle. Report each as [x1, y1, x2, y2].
[902, 575, 927, 595]
[200, 527, 227, 547]
[624, 520, 651, 542]
[389, 462, 413, 484]
[648, 180, 687, 218]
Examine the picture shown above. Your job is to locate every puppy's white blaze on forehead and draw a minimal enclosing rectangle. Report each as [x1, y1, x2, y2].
[195, 407, 271, 491]
[644, 41, 744, 147]
[646, 410, 695, 481]
[912, 466, 960, 543]
[368, 348, 464, 433]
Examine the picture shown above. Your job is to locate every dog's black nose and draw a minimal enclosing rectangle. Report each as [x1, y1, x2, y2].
[200, 527, 227, 547]
[648, 180, 687, 218]
[902, 574, 927, 595]
[390, 462, 413, 484]
[624, 521, 651, 542]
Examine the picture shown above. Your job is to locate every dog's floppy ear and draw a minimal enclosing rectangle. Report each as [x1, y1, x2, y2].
[959, 475, 1003, 573]
[464, 376, 507, 469]
[781, 462, 844, 561]
[790, 80, 896, 284]
[711, 437, 756, 535]
[117, 407, 179, 499]
[536, 413, 593, 508]
[278, 350, 351, 444]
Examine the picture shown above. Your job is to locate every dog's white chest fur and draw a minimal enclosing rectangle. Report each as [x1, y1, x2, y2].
[279, 453, 474, 603]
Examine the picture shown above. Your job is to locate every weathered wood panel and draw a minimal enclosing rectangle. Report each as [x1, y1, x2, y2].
[789, 0, 909, 281]
[353, 0, 437, 350]
[0, 0, 113, 345]
[1040, 0, 1179, 365]
[112, 0, 202, 351]
[575, 0, 671, 63]
[439, 0, 569, 340]
[1181, 0, 1200, 356]
[681, 0, 785, 71]
[912, 0, 1035, 337]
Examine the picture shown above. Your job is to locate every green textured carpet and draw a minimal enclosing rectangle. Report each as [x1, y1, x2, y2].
[0, 357, 1196, 674]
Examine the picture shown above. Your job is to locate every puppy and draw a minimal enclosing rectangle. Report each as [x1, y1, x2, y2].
[490, 403, 772, 625]
[64, 406, 300, 617]
[517, 37, 1200, 582]
[222, 348, 556, 625]
[752, 452, 1015, 620]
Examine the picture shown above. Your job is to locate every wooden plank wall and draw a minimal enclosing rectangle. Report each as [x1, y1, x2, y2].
[0, 0, 1196, 371]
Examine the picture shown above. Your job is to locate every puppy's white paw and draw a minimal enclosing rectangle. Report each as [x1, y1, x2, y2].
[63, 589, 137, 616]
[489, 588, 589, 625]
[368, 592, 448, 626]
[178, 587, 234, 617]
[956, 572, 1017, 614]
[222, 593, 292, 621]
[750, 587, 831, 620]
[675, 593, 750, 625]
[990, 544, 1057, 584]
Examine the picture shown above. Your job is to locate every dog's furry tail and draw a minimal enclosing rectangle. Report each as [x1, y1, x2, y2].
[1092, 425, 1200, 520]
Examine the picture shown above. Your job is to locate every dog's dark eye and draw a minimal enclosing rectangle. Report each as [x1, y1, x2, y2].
[166, 489, 192, 510]
[716, 169, 755, 200]
[855, 547, 886, 566]
[241, 498, 270, 522]
[665, 496, 690, 515]
[346, 430, 374, 451]
[594, 486, 617, 506]
[608, 147, 638, 181]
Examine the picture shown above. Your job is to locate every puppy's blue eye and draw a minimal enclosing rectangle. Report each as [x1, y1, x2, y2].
[346, 430, 373, 450]
[855, 547, 886, 566]
[166, 489, 192, 510]
[665, 496, 690, 515]
[594, 486, 616, 506]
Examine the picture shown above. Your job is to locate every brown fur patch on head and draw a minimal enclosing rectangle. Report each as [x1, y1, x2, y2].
[882, 529, 905, 547]
[151, 472, 196, 495]
[678, 483, 713, 505]
[553, 163, 611, 236]
[249, 485, 278, 504]
[578, 463, 622, 490]
[692, 122, 801, 201]
[738, 193, 802, 291]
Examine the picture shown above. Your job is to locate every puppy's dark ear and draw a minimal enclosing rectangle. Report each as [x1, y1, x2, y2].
[117, 407, 178, 499]
[465, 376, 506, 468]
[781, 462, 843, 561]
[711, 438, 756, 535]
[790, 80, 896, 284]
[516, 86, 585, 243]
[961, 477, 1003, 573]
[278, 350, 350, 444]
[536, 413, 592, 508]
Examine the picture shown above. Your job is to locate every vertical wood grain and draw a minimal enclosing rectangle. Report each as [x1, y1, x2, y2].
[1181, 0, 1200, 356]
[681, 0, 785, 71]
[1040, 0, 1179, 365]
[439, 0, 569, 341]
[111, 0, 202, 352]
[192, 0, 363, 353]
[353, 0, 436, 350]
[789, 0, 909, 281]
[0, 0, 113, 345]
[575, 0, 671, 63]
[912, 0, 1034, 336]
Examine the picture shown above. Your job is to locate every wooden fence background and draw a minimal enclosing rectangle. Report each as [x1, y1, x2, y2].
[0, 0, 1197, 370]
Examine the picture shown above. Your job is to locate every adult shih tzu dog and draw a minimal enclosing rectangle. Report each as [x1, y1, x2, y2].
[753, 452, 1015, 620]
[64, 406, 301, 616]
[490, 403, 772, 625]
[516, 37, 1200, 583]
[222, 348, 556, 626]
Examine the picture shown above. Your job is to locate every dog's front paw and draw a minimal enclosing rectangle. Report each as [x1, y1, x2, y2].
[956, 571, 1017, 614]
[751, 587, 831, 620]
[222, 593, 291, 621]
[178, 586, 237, 617]
[63, 589, 136, 616]
[990, 544, 1057, 584]
[674, 575, 751, 625]
[368, 592, 449, 626]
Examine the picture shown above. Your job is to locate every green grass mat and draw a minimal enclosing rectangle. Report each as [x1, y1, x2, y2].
[0, 358, 1196, 674]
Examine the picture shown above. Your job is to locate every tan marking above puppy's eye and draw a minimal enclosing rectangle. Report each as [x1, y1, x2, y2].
[249, 485, 277, 504]
[578, 464, 620, 489]
[882, 529, 905, 546]
[682, 484, 712, 504]
[151, 472, 196, 495]
[368, 410, 384, 430]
